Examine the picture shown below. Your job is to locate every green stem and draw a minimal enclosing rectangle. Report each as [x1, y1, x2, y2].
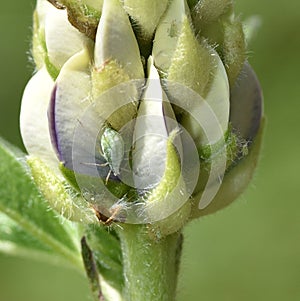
[117, 224, 182, 301]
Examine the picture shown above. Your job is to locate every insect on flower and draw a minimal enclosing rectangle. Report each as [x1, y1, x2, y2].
[100, 127, 125, 180]
[81, 127, 125, 184]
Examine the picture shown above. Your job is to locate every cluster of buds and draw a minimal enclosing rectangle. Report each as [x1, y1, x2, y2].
[20, 0, 263, 237]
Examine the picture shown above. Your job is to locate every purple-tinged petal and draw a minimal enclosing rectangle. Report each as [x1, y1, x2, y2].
[230, 62, 263, 142]
[48, 49, 91, 170]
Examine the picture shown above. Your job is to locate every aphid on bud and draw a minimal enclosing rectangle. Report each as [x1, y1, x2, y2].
[100, 127, 124, 183]
[81, 127, 124, 183]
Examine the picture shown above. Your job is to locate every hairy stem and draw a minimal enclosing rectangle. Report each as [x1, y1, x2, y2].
[117, 224, 182, 301]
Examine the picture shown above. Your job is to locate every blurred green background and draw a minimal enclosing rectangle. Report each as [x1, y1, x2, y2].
[0, 1, 299, 300]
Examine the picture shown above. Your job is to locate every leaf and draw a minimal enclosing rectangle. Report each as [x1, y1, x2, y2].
[0, 138, 82, 268]
[81, 236, 103, 301]
[85, 224, 123, 292]
[0, 212, 51, 257]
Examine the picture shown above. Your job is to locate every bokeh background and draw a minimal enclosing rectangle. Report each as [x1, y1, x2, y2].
[0, 1, 299, 300]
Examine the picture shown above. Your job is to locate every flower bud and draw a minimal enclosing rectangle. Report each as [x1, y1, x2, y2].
[20, 0, 264, 237]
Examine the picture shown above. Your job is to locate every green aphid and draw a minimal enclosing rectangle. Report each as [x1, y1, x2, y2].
[168, 20, 180, 38]
[100, 127, 125, 183]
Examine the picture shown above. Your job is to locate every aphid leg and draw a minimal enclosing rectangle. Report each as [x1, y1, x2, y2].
[105, 169, 112, 185]
[80, 162, 109, 168]
[104, 205, 122, 225]
[92, 204, 123, 226]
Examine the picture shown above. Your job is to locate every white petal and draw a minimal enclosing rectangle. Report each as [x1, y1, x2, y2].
[45, 7, 90, 70]
[36, 0, 53, 25]
[204, 51, 230, 139]
[94, 0, 144, 79]
[132, 57, 178, 189]
[20, 68, 59, 172]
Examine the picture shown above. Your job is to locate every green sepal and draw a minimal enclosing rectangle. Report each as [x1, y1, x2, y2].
[143, 130, 191, 237]
[192, 0, 233, 26]
[192, 3, 246, 87]
[190, 119, 265, 219]
[167, 17, 214, 98]
[59, 163, 81, 191]
[192, 128, 242, 196]
[153, 0, 191, 75]
[222, 18, 247, 86]
[147, 200, 191, 240]
[28, 156, 98, 224]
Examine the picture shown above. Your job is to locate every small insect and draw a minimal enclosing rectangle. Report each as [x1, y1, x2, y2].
[168, 19, 179, 38]
[100, 127, 124, 183]
[81, 126, 124, 184]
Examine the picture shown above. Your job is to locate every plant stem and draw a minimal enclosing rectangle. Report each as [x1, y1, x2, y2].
[117, 224, 182, 301]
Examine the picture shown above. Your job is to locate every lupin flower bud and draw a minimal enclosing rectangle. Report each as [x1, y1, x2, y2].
[20, 0, 263, 237]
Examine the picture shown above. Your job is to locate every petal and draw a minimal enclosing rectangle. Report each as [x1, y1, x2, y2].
[20, 68, 58, 172]
[45, 5, 90, 70]
[48, 49, 92, 170]
[191, 120, 264, 218]
[94, 0, 144, 79]
[230, 62, 263, 142]
[171, 50, 230, 147]
[36, 0, 53, 25]
[132, 57, 179, 190]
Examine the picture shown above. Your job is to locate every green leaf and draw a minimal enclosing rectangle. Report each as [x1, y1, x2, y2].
[85, 224, 123, 292]
[0, 138, 82, 269]
[81, 236, 103, 301]
[0, 213, 51, 257]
